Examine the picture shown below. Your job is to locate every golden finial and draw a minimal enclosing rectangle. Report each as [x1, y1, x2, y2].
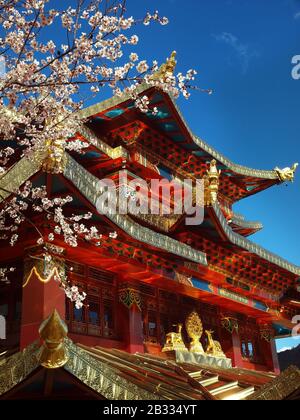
[152, 51, 177, 82]
[39, 112, 67, 174]
[37, 309, 69, 369]
[41, 138, 67, 174]
[204, 159, 221, 206]
[275, 163, 299, 183]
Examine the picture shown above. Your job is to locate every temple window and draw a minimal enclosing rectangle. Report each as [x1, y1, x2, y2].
[0, 303, 8, 318]
[103, 299, 114, 333]
[74, 306, 85, 323]
[248, 342, 254, 359]
[148, 311, 158, 342]
[66, 264, 117, 339]
[88, 299, 100, 326]
[159, 312, 171, 346]
[240, 338, 261, 363]
[241, 341, 248, 359]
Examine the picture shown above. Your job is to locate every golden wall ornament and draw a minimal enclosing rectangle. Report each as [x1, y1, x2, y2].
[23, 251, 66, 289]
[204, 159, 221, 206]
[118, 288, 142, 312]
[22, 266, 63, 288]
[205, 330, 226, 359]
[275, 163, 298, 183]
[221, 317, 239, 334]
[162, 324, 188, 352]
[185, 311, 205, 354]
[37, 309, 69, 369]
[259, 325, 274, 343]
[175, 272, 193, 287]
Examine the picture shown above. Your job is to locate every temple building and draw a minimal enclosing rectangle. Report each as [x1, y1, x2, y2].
[0, 73, 300, 399]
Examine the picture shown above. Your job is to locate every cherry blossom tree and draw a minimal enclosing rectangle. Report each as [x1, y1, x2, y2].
[0, 0, 202, 300]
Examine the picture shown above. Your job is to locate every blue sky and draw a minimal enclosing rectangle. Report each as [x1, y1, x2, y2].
[276, 335, 300, 352]
[124, 0, 300, 266]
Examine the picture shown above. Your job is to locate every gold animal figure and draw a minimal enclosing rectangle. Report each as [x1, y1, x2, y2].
[275, 163, 298, 182]
[162, 323, 188, 352]
[205, 330, 226, 359]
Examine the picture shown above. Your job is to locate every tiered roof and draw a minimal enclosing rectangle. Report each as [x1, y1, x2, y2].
[0, 84, 299, 321]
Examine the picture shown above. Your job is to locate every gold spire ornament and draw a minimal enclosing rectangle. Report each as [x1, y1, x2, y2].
[41, 138, 67, 174]
[39, 110, 68, 174]
[37, 309, 69, 369]
[275, 163, 298, 183]
[185, 311, 205, 354]
[204, 159, 221, 206]
[152, 51, 177, 83]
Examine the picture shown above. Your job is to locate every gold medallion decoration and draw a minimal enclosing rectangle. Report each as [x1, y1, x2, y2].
[118, 288, 142, 312]
[185, 311, 205, 354]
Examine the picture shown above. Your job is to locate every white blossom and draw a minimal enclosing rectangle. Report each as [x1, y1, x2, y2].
[63, 283, 87, 309]
[0, 0, 202, 298]
[0, 266, 15, 284]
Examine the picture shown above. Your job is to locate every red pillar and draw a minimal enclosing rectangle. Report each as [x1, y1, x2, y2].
[260, 339, 280, 374]
[117, 303, 144, 354]
[20, 266, 65, 350]
[118, 288, 144, 353]
[270, 339, 281, 375]
[232, 331, 243, 368]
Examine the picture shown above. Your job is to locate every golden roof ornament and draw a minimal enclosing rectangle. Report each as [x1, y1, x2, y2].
[204, 159, 221, 206]
[37, 309, 69, 369]
[275, 163, 298, 183]
[40, 112, 68, 174]
[152, 51, 177, 83]
[41, 138, 67, 174]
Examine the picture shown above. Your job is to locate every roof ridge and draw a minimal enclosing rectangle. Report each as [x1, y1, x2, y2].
[212, 202, 300, 276]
